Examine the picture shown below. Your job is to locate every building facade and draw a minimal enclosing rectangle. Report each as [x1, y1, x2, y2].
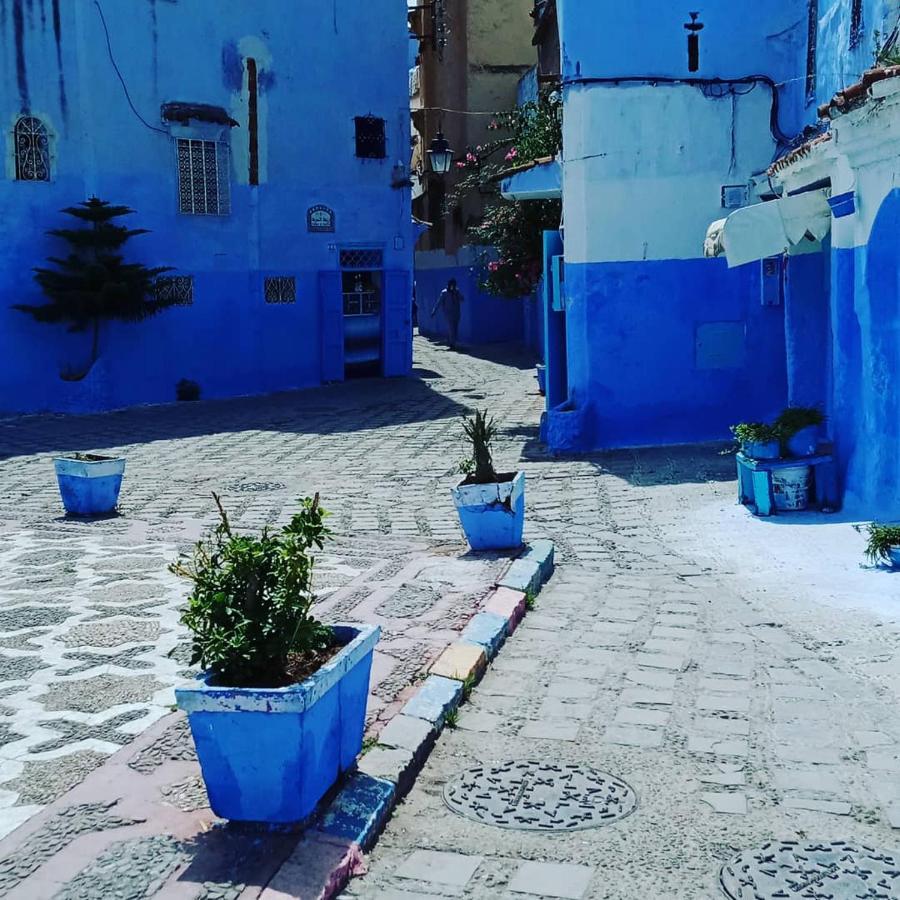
[1, 0, 413, 414]
[409, 0, 539, 346]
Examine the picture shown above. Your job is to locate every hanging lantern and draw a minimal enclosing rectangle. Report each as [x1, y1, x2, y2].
[427, 131, 453, 174]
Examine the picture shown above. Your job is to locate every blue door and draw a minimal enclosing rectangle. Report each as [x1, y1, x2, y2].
[382, 269, 413, 376]
[318, 270, 344, 383]
[542, 230, 567, 411]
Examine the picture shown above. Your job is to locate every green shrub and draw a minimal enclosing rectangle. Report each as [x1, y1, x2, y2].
[170, 493, 334, 687]
[461, 410, 499, 484]
[775, 406, 825, 437]
[862, 523, 900, 565]
[730, 422, 780, 444]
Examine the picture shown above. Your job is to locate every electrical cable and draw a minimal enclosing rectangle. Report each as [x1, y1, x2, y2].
[94, 0, 168, 135]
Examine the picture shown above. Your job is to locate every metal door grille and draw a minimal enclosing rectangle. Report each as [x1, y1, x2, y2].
[14, 116, 50, 182]
[176, 139, 231, 215]
[339, 249, 384, 270]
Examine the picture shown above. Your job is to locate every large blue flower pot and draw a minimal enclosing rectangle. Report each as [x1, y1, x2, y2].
[176, 623, 379, 824]
[53, 456, 126, 516]
[787, 426, 819, 457]
[742, 440, 780, 460]
[452, 471, 525, 551]
[890, 547, 900, 569]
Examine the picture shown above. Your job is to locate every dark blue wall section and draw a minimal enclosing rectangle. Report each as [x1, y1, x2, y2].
[564, 257, 788, 449]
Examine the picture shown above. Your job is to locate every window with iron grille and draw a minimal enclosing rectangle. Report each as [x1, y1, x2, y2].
[14, 116, 50, 181]
[806, 0, 818, 103]
[850, 0, 863, 48]
[156, 275, 194, 306]
[264, 276, 296, 304]
[176, 138, 231, 215]
[339, 248, 384, 270]
[354, 116, 386, 159]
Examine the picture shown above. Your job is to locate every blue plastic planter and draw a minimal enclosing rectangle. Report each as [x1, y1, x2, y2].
[828, 191, 856, 219]
[786, 426, 819, 457]
[176, 623, 380, 824]
[890, 547, 900, 569]
[53, 456, 126, 516]
[452, 471, 525, 551]
[743, 440, 780, 460]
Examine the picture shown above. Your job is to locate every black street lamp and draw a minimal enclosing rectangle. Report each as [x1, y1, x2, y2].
[427, 131, 453, 174]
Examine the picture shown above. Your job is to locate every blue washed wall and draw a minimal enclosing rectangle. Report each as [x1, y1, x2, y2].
[565, 258, 787, 448]
[816, 0, 894, 108]
[828, 189, 900, 518]
[0, 0, 412, 413]
[548, 1, 805, 450]
[415, 255, 528, 346]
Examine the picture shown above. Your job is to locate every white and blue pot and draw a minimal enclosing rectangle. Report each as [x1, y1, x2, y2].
[53, 455, 126, 516]
[786, 426, 819, 457]
[452, 471, 525, 551]
[176, 623, 379, 824]
[742, 440, 780, 460]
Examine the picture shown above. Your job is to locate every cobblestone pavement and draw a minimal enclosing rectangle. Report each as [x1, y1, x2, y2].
[0, 338, 546, 845]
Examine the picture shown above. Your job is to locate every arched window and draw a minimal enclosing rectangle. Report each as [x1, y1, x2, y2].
[14, 116, 50, 182]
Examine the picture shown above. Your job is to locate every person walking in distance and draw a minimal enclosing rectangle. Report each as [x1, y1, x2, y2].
[432, 278, 464, 349]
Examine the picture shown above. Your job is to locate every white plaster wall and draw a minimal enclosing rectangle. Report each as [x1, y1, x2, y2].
[563, 83, 780, 264]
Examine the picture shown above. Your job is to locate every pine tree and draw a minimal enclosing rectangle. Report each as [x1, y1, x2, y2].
[13, 198, 175, 380]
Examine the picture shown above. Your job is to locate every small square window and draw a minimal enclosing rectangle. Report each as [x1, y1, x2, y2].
[156, 275, 194, 306]
[354, 116, 386, 159]
[264, 276, 296, 304]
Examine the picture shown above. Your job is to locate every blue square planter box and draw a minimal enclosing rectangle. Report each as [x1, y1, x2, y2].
[53, 456, 126, 516]
[452, 471, 525, 551]
[175, 623, 379, 824]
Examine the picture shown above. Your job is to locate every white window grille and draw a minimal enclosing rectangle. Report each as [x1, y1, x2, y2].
[14, 116, 50, 182]
[264, 276, 296, 304]
[156, 275, 194, 305]
[339, 248, 384, 270]
[176, 138, 231, 216]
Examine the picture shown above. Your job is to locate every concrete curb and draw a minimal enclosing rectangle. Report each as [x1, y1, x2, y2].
[286, 540, 556, 900]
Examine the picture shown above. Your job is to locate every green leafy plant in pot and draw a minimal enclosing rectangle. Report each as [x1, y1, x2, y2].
[452, 409, 525, 550]
[775, 406, 825, 457]
[172, 493, 380, 823]
[861, 523, 900, 568]
[731, 422, 781, 460]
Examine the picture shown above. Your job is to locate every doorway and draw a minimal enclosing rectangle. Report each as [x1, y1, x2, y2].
[340, 248, 384, 378]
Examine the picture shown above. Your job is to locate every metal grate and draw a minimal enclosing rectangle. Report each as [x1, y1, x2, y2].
[176, 139, 231, 215]
[850, 0, 863, 48]
[806, 0, 818, 103]
[339, 249, 383, 270]
[264, 276, 296, 304]
[354, 115, 386, 159]
[14, 116, 50, 181]
[156, 276, 194, 306]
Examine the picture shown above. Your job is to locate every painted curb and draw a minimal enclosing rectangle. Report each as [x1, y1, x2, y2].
[429, 642, 487, 681]
[293, 541, 555, 900]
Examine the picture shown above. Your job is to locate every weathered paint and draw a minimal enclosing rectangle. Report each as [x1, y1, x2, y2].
[0, 0, 412, 413]
[458, 611, 508, 659]
[452, 470, 526, 551]
[176, 624, 379, 824]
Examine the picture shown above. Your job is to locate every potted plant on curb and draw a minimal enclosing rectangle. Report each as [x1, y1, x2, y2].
[862, 523, 900, 569]
[452, 409, 525, 551]
[775, 406, 826, 457]
[53, 453, 126, 516]
[172, 493, 380, 824]
[731, 422, 781, 460]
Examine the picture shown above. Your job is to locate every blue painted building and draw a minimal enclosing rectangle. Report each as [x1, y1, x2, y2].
[0, 0, 413, 414]
[529, 1, 811, 451]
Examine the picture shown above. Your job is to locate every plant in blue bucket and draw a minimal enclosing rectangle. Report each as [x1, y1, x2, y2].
[731, 422, 781, 460]
[53, 453, 126, 517]
[452, 409, 525, 551]
[775, 406, 825, 457]
[861, 523, 900, 569]
[171, 493, 379, 824]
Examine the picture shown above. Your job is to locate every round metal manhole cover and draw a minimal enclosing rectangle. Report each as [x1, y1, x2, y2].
[720, 840, 900, 899]
[442, 760, 638, 832]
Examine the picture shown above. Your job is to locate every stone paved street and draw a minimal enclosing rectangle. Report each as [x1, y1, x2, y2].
[2, 335, 900, 898]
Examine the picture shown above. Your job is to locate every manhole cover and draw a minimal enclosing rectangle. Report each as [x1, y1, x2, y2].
[228, 481, 286, 494]
[442, 760, 637, 832]
[720, 840, 900, 899]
